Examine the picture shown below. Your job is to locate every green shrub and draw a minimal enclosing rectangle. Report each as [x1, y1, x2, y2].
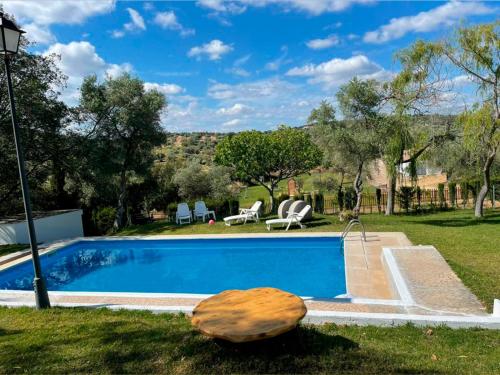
[337, 188, 344, 211]
[313, 192, 324, 213]
[344, 187, 356, 210]
[438, 183, 446, 209]
[416, 186, 422, 210]
[375, 188, 382, 213]
[449, 182, 457, 207]
[338, 210, 355, 222]
[398, 186, 415, 213]
[92, 207, 116, 234]
[293, 193, 304, 201]
[304, 193, 313, 207]
[460, 182, 469, 208]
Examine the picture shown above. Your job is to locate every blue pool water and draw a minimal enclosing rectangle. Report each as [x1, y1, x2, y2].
[0, 237, 346, 298]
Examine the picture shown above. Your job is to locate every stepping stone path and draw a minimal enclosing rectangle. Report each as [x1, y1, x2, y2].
[191, 287, 307, 343]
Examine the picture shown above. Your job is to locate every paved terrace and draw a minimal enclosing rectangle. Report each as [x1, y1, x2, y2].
[0, 232, 496, 328]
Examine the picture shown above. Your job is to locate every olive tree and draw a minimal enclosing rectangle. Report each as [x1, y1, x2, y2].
[79, 74, 166, 229]
[311, 78, 383, 215]
[393, 22, 498, 217]
[214, 126, 322, 211]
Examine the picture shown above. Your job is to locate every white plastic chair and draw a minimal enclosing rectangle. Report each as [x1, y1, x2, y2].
[175, 203, 192, 225]
[193, 201, 215, 222]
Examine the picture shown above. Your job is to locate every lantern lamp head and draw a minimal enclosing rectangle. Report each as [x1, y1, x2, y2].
[0, 12, 24, 55]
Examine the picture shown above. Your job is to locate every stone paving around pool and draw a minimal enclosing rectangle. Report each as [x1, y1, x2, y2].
[0, 232, 498, 328]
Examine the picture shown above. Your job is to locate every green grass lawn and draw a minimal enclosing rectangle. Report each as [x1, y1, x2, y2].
[0, 243, 28, 257]
[1, 209, 499, 374]
[0, 307, 499, 374]
[119, 209, 500, 311]
[238, 170, 341, 207]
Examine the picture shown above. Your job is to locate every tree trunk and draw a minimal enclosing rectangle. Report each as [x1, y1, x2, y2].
[114, 169, 127, 229]
[353, 162, 363, 217]
[268, 185, 276, 214]
[475, 150, 496, 218]
[385, 173, 396, 215]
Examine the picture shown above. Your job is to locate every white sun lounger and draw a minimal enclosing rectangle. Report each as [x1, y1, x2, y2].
[223, 201, 262, 226]
[175, 203, 192, 225]
[265, 205, 311, 231]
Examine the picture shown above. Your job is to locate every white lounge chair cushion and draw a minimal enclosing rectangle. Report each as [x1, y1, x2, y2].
[224, 214, 250, 223]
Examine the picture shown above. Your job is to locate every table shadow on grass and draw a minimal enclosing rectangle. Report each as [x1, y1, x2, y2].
[180, 326, 444, 374]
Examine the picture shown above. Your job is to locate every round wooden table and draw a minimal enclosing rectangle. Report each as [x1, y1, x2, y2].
[191, 287, 307, 343]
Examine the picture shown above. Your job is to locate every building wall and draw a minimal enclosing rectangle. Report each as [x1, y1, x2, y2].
[0, 210, 83, 245]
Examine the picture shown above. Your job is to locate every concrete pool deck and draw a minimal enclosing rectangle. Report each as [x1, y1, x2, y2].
[0, 232, 498, 329]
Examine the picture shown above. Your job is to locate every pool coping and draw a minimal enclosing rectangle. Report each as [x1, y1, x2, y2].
[1, 232, 498, 329]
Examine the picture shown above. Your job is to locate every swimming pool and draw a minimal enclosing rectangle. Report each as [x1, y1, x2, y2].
[0, 237, 346, 298]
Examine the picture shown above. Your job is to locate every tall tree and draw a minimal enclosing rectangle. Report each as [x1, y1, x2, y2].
[214, 126, 322, 211]
[79, 74, 166, 228]
[309, 101, 353, 201]
[394, 22, 498, 217]
[312, 78, 383, 215]
[383, 40, 455, 215]
[0, 36, 73, 215]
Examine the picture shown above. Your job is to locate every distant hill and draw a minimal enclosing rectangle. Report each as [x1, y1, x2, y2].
[155, 132, 229, 165]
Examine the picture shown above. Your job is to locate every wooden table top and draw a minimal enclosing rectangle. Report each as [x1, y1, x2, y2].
[191, 287, 307, 343]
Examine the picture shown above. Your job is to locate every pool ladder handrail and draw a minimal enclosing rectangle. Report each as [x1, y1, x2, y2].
[341, 218, 367, 242]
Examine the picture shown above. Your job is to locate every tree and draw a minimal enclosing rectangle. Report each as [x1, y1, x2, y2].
[458, 103, 499, 216]
[381, 38, 458, 215]
[79, 74, 166, 229]
[0, 35, 75, 215]
[309, 101, 355, 210]
[214, 126, 322, 211]
[337, 78, 386, 215]
[395, 22, 499, 217]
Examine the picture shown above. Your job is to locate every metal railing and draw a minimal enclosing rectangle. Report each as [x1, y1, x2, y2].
[341, 219, 367, 242]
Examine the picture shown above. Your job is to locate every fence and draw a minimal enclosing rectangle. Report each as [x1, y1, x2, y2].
[300, 185, 498, 215]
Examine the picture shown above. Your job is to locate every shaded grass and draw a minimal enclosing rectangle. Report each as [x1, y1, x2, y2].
[0, 307, 499, 374]
[118, 209, 500, 311]
[0, 243, 28, 257]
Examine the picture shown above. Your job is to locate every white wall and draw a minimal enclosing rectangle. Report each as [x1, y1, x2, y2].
[0, 210, 83, 245]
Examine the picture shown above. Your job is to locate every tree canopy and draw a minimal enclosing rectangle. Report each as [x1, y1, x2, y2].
[214, 126, 322, 210]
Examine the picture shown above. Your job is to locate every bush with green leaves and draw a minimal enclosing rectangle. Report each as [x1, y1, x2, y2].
[173, 160, 235, 201]
[449, 182, 457, 207]
[438, 183, 446, 209]
[92, 207, 116, 235]
[398, 186, 415, 213]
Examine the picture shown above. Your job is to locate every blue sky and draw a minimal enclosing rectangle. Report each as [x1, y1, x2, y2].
[1, 0, 498, 132]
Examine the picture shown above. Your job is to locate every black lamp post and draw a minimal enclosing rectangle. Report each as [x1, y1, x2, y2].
[1, 13, 50, 309]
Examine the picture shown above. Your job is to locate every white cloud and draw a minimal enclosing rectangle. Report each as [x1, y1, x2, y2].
[286, 55, 392, 88]
[197, 0, 372, 15]
[234, 54, 251, 66]
[125, 8, 145, 31]
[306, 35, 340, 50]
[222, 118, 242, 127]
[154, 11, 195, 37]
[43, 41, 132, 104]
[363, 2, 493, 44]
[225, 67, 251, 77]
[197, 0, 247, 14]
[1, 0, 115, 45]
[144, 82, 185, 95]
[106, 63, 133, 78]
[216, 103, 251, 116]
[265, 46, 291, 71]
[111, 30, 125, 38]
[208, 78, 296, 101]
[112, 7, 146, 38]
[22, 23, 56, 45]
[188, 39, 233, 61]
